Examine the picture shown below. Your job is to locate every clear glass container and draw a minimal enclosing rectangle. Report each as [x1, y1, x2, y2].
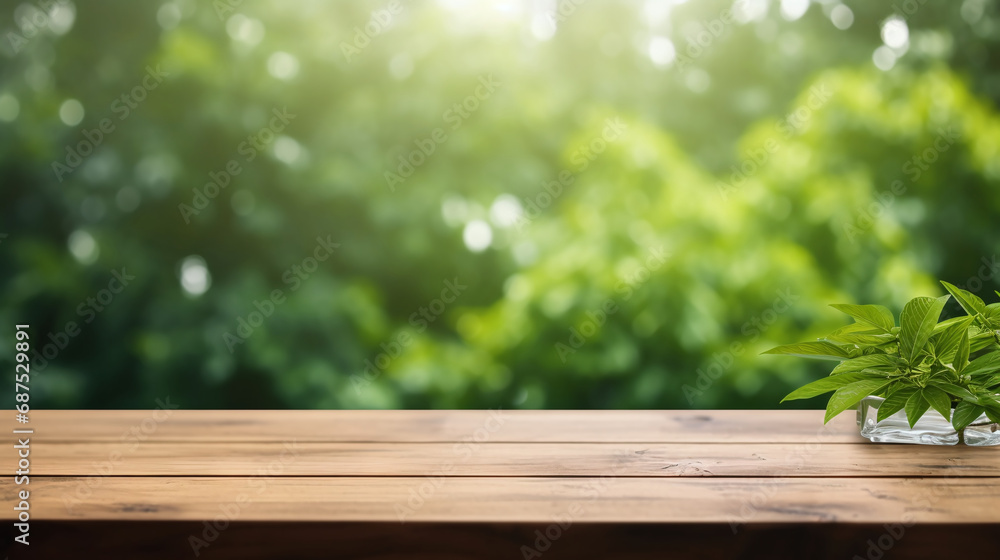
[856, 396, 1000, 446]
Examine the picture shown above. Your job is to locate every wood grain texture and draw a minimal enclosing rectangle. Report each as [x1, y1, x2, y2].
[20, 409, 860, 443]
[10, 410, 999, 529]
[5, 476, 1000, 523]
[13, 441, 1000, 477]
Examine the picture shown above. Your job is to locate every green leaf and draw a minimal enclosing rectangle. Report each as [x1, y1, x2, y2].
[829, 303, 895, 333]
[830, 354, 903, 375]
[985, 408, 1000, 424]
[930, 316, 974, 363]
[926, 381, 978, 402]
[904, 391, 931, 428]
[763, 341, 852, 361]
[824, 323, 895, 347]
[828, 322, 889, 336]
[824, 379, 893, 423]
[982, 396, 1000, 424]
[933, 316, 974, 333]
[969, 332, 997, 352]
[877, 386, 917, 422]
[952, 401, 986, 432]
[986, 303, 1000, 320]
[980, 375, 1000, 388]
[824, 331, 896, 347]
[953, 329, 971, 373]
[941, 281, 986, 316]
[964, 352, 1000, 378]
[921, 386, 953, 422]
[978, 395, 1000, 414]
[899, 296, 949, 363]
[781, 371, 884, 402]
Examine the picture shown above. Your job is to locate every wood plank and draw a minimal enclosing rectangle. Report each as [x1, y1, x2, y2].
[19, 410, 861, 443]
[7, 476, 1000, 523]
[14, 441, 1000, 477]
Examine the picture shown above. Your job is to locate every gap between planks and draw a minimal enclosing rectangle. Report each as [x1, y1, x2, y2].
[12, 442, 1000, 477]
[4, 476, 1000, 523]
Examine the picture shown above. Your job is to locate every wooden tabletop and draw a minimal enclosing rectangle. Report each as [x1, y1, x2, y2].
[5, 409, 1000, 526]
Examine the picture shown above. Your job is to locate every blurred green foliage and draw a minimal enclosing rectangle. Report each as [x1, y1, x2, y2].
[1, 0, 999, 410]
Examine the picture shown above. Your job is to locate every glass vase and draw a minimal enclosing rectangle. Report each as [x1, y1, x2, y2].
[856, 396, 1000, 446]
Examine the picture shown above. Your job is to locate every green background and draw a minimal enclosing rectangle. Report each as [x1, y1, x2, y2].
[1, 0, 999, 410]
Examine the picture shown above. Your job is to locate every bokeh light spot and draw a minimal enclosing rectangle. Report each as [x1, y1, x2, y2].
[59, 99, 84, 126]
[830, 5, 854, 30]
[68, 230, 99, 265]
[648, 36, 676, 67]
[489, 194, 523, 228]
[180, 255, 211, 296]
[881, 17, 909, 49]
[873, 45, 896, 71]
[268, 51, 299, 80]
[157, 3, 182, 30]
[780, 0, 809, 22]
[0, 94, 19, 122]
[463, 220, 493, 252]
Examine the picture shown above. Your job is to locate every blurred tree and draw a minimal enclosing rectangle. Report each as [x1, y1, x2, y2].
[0, 0, 998, 410]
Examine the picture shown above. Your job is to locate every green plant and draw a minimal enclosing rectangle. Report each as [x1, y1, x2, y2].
[767, 281, 1000, 431]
